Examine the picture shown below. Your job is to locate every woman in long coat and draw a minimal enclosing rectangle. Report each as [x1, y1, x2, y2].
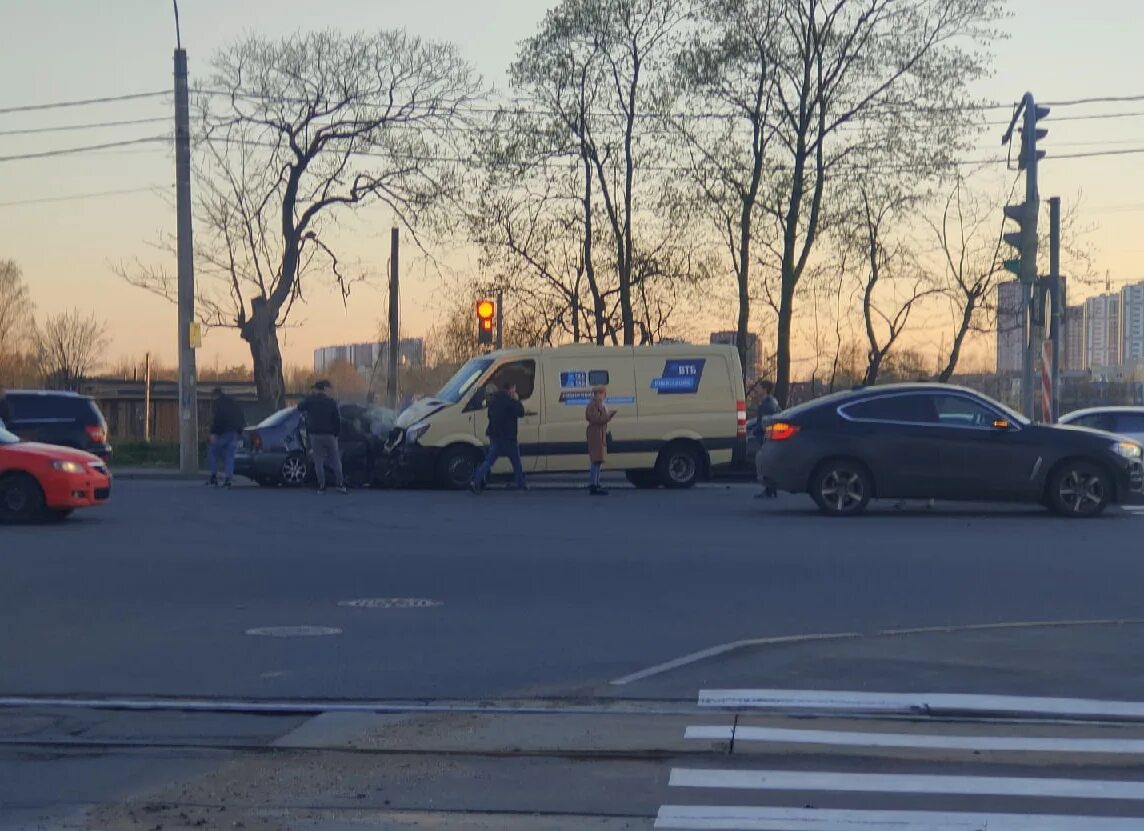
[585, 386, 617, 495]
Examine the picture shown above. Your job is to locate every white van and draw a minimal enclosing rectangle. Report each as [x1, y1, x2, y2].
[392, 344, 746, 489]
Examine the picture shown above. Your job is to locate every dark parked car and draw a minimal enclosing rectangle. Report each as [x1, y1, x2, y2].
[758, 383, 1144, 517]
[234, 404, 394, 487]
[1, 390, 112, 461]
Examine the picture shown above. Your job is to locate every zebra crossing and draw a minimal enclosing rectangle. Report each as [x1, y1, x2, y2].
[655, 687, 1144, 830]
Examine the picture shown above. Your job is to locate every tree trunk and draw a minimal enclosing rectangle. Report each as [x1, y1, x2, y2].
[736, 221, 752, 385]
[242, 305, 286, 410]
[774, 279, 795, 406]
[938, 297, 976, 382]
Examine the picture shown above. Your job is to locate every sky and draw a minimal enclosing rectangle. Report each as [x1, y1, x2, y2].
[1, 0, 1143, 373]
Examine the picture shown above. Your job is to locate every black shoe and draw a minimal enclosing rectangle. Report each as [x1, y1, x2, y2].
[223, 479, 233, 490]
[317, 487, 327, 494]
[589, 485, 609, 496]
[206, 477, 218, 487]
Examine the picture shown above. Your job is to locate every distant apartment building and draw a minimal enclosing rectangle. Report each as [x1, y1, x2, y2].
[1063, 304, 1087, 373]
[314, 338, 426, 375]
[995, 280, 1025, 374]
[1086, 293, 1121, 371]
[1120, 280, 1144, 367]
[710, 330, 763, 383]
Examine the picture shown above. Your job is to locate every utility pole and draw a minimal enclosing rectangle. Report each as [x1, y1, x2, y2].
[173, 1, 198, 472]
[143, 352, 152, 443]
[495, 288, 504, 350]
[1048, 196, 1062, 422]
[386, 227, 399, 410]
[1001, 92, 1049, 419]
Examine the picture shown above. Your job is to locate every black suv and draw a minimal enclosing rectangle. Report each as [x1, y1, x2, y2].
[2, 390, 112, 461]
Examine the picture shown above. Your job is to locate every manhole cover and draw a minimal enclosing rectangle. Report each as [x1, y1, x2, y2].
[337, 598, 443, 609]
[245, 626, 342, 637]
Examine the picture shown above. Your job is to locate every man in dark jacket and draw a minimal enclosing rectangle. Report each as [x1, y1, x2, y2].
[298, 380, 346, 494]
[206, 387, 245, 488]
[754, 380, 781, 499]
[469, 381, 527, 493]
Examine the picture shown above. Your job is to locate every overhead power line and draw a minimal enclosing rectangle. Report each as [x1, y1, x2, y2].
[0, 90, 171, 115]
[1043, 93, 1144, 107]
[0, 117, 169, 136]
[0, 136, 169, 163]
[0, 185, 167, 208]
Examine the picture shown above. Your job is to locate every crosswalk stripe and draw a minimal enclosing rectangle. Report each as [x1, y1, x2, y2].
[684, 724, 1144, 754]
[654, 805, 1144, 830]
[668, 767, 1144, 800]
[698, 688, 1144, 720]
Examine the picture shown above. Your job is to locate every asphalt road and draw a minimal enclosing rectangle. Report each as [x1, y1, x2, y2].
[7, 479, 1144, 830]
[3, 479, 1144, 701]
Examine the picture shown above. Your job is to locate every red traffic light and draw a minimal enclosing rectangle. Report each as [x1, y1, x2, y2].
[476, 299, 495, 321]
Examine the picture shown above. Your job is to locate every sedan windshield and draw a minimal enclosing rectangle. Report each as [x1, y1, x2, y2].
[258, 407, 300, 428]
[436, 356, 494, 404]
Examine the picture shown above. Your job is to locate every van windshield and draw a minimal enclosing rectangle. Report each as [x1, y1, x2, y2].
[436, 357, 494, 404]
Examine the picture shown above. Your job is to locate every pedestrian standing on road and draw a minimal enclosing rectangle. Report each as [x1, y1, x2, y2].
[754, 381, 781, 499]
[585, 385, 617, 496]
[206, 387, 245, 488]
[298, 380, 347, 494]
[470, 381, 527, 493]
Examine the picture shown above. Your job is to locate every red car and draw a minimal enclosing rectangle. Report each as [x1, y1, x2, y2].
[0, 423, 111, 522]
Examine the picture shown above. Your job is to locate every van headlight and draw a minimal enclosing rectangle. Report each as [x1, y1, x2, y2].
[1113, 441, 1143, 459]
[405, 421, 430, 444]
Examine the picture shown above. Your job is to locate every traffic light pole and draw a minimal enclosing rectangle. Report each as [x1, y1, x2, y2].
[1048, 196, 1062, 422]
[495, 289, 503, 350]
[387, 227, 399, 410]
[1020, 95, 1041, 420]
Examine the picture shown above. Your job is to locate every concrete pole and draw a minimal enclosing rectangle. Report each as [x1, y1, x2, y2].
[144, 352, 152, 443]
[386, 227, 399, 410]
[1021, 93, 1041, 420]
[174, 47, 198, 472]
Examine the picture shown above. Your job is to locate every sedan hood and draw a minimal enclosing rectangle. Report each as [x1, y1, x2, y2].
[1, 442, 103, 464]
[395, 398, 449, 429]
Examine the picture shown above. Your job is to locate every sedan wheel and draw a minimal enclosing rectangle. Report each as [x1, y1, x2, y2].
[810, 461, 872, 516]
[0, 473, 46, 523]
[280, 454, 309, 488]
[1049, 462, 1110, 518]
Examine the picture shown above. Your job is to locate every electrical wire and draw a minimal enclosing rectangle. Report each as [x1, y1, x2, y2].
[0, 90, 171, 115]
[0, 136, 169, 163]
[0, 117, 169, 137]
[0, 186, 167, 208]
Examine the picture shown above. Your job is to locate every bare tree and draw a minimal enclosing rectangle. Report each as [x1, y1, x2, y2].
[712, 0, 1004, 404]
[0, 260, 37, 384]
[123, 30, 482, 409]
[34, 309, 110, 390]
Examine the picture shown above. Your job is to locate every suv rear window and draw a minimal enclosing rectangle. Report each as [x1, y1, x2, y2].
[8, 393, 103, 424]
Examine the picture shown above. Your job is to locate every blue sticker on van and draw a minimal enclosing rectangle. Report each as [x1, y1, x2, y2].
[560, 371, 588, 389]
[650, 359, 706, 394]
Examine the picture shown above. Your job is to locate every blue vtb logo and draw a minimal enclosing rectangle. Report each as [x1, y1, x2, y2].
[650, 359, 706, 394]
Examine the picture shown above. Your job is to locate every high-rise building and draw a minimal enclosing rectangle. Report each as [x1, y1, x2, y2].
[710, 330, 762, 383]
[1086, 293, 1121, 371]
[314, 338, 426, 374]
[1120, 280, 1144, 367]
[995, 280, 1025, 374]
[1063, 304, 1087, 373]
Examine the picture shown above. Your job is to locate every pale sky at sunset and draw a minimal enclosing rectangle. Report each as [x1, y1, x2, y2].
[2, 0, 1143, 373]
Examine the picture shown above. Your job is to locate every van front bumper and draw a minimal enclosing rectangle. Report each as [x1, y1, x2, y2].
[394, 442, 439, 483]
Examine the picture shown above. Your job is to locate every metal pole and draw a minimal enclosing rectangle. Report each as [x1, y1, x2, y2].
[1021, 93, 1041, 420]
[144, 352, 152, 443]
[495, 289, 504, 350]
[1048, 196, 1061, 422]
[174, 47, 198, 472]
[386, 227, 399, 410]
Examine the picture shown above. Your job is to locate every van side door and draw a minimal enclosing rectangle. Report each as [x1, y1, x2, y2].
[538, 357, 636, 473]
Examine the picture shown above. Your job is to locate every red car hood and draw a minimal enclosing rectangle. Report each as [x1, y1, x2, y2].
[0, 442, 103, 465]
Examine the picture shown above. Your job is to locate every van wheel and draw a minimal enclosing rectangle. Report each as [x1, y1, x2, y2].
[625, 470, 660, 489]
[0, 473, 46, 523]
[437, 445, 481, 490]
[656, 443, 702, 489]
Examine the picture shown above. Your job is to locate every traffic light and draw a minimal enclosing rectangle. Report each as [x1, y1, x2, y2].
[1002, 201, 1037, 284]
[476, 299, 495, 345]
[1018, 98, 1050, 172]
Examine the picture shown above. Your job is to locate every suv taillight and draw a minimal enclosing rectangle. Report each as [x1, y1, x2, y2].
[736, 400, 747, 438]
[765, 421, 800, 441]
[85, 425, 107, 444]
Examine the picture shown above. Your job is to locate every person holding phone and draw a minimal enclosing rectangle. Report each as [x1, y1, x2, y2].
[585, 385, 618, 496]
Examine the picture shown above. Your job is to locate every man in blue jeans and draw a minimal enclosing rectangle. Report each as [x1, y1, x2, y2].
[470, 381, 526, 493]
[206, 387, 245, 488]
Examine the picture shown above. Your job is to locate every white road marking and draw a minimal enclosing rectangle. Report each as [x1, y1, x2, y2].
[668, 767, 1144, 800]
[684, 724, 1144, 754]
[244, 625, 341, 637]
[698, 688, 1144, 720]
[654, 805, 1144, 830]
[1122, 505, 1144, 513]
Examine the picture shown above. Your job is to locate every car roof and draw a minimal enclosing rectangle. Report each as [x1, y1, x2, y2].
[1061, 406, 1144, 418]
[6, 389, 86, 398]
[785, 382, 984, 415]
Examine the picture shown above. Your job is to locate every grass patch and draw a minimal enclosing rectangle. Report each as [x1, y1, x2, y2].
[112, 441, 206, 468]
